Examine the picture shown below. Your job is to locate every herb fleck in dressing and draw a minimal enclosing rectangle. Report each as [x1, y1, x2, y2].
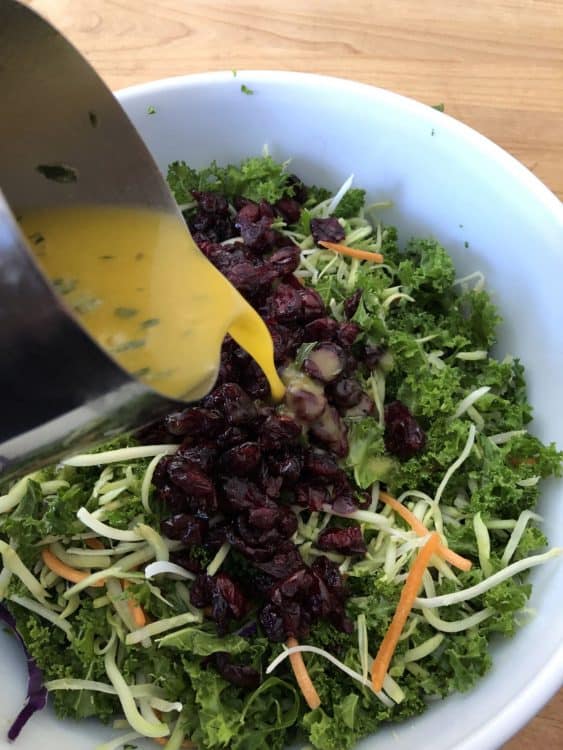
[22, 206, 284, 401]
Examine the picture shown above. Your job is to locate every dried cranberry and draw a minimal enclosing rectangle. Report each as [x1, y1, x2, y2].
[198, 240, 225, 262]
[189, 574, 214, 608]
[304, 448, 342, 482]
[303, 343, 346, 383]
[259, 414, 302, 450]
[259, 603, 286, 641]
[176, 442, 218, 474]
[160, 513, 207, 542]
[336, 322, 360, 348]
[327, 378, 364, 409]
[165, 408, 223, 437]
[247, 506, 280, 530]
[302, 316, 339, 342]
[363, 343, 385, 369]
[216, 426, 250, 449]
[203, 383, 258, 425]
[267, 447, 303, 485]
[225, 260, 276, 295]
[277, 507, 299, 537]
[240, 361, 270, 399]
[222, 478, 265, 512]
[309, 406, 349, 457]
[169, 550, 203, 575]
[299, 288, 326, 321]
[219, 442, 262, 476]
[295, 483, 330, 511]
[155, 482, 189, 514]
[189, 212, 234, 243]
[274, 197, 302, 224]
[258, 199, 276, 218]
[236, 201, 260, 224]
[317, 525, 367, 555]
[216, 351, 240, 386]
[270, 283, 303, 323]
[135, 420, 177, 445]
[384, 400, 426, 459]
[212, 652, 260, 689]
[286, 174, 308, 204]
[168, 458, 214, 498]
[238, 216, 276, 253]
[214, 572, 248, 620]
[344, 290, 362, 319]
[268, 246, 301, 276]
[264, 319, 297, 363]
[332, 494, 358, 515]
[257, 461, 283, 498]
[311, 217, 345, 245]
[285, 382, 327, 422]
[254, 542, 303, 578]
[191, 190, 229, 215]
[153, 455, 172, 486]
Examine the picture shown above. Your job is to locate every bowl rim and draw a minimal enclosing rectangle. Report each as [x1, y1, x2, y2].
[115, 70, 563, 750]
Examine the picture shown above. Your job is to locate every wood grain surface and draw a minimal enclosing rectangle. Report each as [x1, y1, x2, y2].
[20, 1, 563, 748]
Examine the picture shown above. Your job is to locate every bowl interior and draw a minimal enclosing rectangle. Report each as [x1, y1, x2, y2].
[1, 71, 562, 750]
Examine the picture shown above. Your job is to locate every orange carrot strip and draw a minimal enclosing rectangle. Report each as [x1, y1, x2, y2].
[123, 580, 146, 628]
[154, 739, 195, 749]
[84, 537, 105, 550]
[286, 637, 321, 710]
[41, 548, 105, 587]
[379, 491, 472, 572]
[371, 532, 441, 691]
[318, 241, 384, 263]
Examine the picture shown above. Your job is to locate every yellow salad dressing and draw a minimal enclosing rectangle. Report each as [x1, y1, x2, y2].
[22, 205, 285, 402]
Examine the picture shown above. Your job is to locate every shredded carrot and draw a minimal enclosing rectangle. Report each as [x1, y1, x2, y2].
[286, 636, 321, 710]
[84, 537, 105, 550]
[371, 532, 441, 691]
[41, 548, 105, 587]
[154, 739, 195, 749]
[318, 240, 384, 263]
[379, 491, 472, 572]
[123, 579, 146, 628]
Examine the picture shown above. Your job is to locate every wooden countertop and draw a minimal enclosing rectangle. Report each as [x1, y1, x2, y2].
[23, 1, 563, 748]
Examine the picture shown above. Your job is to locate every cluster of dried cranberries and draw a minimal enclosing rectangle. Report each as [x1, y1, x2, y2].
[146, 179, 426, 684]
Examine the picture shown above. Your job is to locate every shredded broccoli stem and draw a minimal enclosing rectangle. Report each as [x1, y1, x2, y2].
[141, 452, 167, 512]
[206, 542, 231, 576]
[9, 594, 73, 638]
[473, 512, 493, 577]
[414, 548, 562, 608]
[0, 540, 50, 604]
[64, 445, 177, 467]
[103, 641, 169, 738]
[0, 472, 39, 514]
[126, 612, 200, 646]
[502, 511, 543, 566]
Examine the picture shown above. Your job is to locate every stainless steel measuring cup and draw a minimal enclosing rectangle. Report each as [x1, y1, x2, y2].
[0, 1, 196, 480]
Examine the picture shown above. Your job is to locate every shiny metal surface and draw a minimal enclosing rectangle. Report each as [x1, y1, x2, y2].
[0, 1, 189, 481]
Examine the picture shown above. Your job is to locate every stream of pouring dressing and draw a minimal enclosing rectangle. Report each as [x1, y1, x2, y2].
[22, 205, 285, 402]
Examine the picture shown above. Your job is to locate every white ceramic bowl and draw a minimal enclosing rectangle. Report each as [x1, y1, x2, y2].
[1, 71, 562, 750]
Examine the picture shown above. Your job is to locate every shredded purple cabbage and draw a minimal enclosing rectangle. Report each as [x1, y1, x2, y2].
[0, 603, 47, 740]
